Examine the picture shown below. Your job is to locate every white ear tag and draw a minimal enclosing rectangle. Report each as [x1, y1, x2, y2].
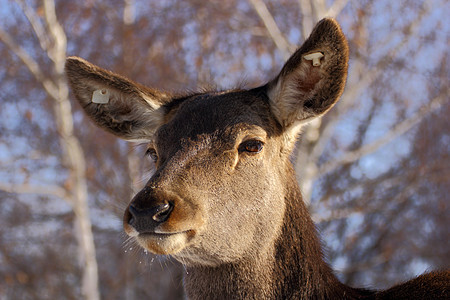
[304, 52, 324, 66]
[92, 89, 110, 104]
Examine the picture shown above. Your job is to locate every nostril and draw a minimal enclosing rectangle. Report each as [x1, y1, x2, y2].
[127, 205, 138, 225]
[152, 202, 173, 223]
[125, 202, 174, 232]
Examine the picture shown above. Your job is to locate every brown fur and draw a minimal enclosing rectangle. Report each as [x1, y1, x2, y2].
[65, 18, 449, 299]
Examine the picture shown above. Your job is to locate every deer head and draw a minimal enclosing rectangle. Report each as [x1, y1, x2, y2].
[65, 18, 348, 266]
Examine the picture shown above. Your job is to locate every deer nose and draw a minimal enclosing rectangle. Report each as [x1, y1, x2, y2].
[129, 202, 173, 223]
[125, 201, 174, 233]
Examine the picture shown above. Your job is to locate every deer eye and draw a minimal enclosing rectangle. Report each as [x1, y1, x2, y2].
[145, 148, 158, 162]
[239, 140, 264, 154]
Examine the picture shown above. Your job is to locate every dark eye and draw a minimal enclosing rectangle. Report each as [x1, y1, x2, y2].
[145, 148, 158, 162]
[239, 140, 264, 154]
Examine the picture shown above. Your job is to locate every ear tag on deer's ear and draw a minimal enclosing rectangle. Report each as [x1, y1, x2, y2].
[304, 52, 324, 66]
[92, 89, 110, 104]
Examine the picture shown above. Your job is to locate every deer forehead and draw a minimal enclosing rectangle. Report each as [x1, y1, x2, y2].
[154, 90, 276, 150]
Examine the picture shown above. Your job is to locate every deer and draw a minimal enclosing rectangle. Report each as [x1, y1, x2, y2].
[65, 18, 449, 299]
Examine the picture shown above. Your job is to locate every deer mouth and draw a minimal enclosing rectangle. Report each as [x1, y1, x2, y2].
[135, 230, 195, 255]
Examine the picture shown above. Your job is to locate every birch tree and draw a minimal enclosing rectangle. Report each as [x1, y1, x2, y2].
[0, 0, 99, 299]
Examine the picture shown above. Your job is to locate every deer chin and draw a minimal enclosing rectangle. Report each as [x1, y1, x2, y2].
[135, 230, 195, 255]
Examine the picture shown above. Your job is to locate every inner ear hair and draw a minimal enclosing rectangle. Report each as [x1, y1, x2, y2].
[267, 18, 349, 129]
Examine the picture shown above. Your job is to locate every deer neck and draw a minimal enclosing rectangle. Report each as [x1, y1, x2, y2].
[183, 165, 368, 299]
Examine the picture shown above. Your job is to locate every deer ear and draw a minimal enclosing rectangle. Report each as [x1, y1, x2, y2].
[65, 57, 168, 141]
[267, 18, 349, 129]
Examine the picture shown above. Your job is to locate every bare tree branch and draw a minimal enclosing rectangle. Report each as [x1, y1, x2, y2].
[297, 0, 314, 38]
[0, 1, 446, 296]
[0, 28, 58, 98]
[325, 0, 350, 18]
[298, 0, 349, 35]
[342, 184, 418, 284]
[14, 0, 50, 52]
[123, 0, 136, 25]
[311, 0, 327, 20]
[296, 4, 433, 203]
[248, 0, 294, 59]
[317, 93, 448, 177]
[1, 2, 100, 299]
[312, 164, 449, 222]
[43, 0, 66, 73]
[0, 182, 70, 201]
[317, 1, 431, 152]
[311, 174, 410, 223]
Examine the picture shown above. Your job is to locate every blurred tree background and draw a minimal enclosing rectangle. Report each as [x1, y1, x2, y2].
[0, 0, 448, 299]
